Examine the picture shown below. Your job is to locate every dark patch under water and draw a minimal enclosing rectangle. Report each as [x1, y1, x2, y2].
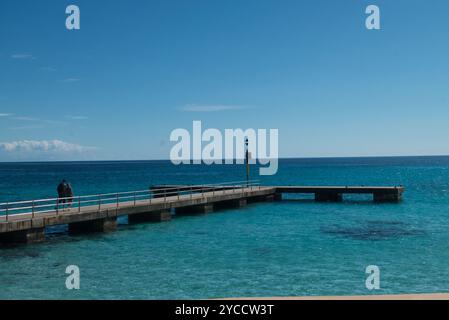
[193, 231, 209, 236]
[0, 249, 41, 259]
[252, 247, 272, 256]
[321, 220, 426, 241]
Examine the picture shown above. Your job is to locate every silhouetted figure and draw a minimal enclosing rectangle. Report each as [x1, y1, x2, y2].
[65, 183, 74, 208]
[56, 180, 68, 209]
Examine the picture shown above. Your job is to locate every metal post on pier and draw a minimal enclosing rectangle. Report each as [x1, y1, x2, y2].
[98, 195, 102, 210]
[116, 193, 119, 208]
[5, 202, 9, 222]
[32, 200, 35, 218]
[245, 137, 250, 187]
[134, 192, 137, 206]
[78, 196, 81, 212]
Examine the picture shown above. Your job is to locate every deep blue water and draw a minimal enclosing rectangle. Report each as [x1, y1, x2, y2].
[1, 157, 449, 299]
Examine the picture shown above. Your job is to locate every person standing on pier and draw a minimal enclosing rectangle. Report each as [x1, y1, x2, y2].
[57, 180, 68, 209]
[65, 182, 74, 208]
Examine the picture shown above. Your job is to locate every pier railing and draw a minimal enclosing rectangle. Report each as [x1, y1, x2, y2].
[0, 180, 261, 221]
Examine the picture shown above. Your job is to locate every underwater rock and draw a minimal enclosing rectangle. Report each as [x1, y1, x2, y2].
[321, 220, 426, 241]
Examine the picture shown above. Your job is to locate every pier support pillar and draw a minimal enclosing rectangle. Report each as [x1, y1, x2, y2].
[128, 210, 172, 224]
[266, 193, 282, 202]
[248, 193, 281, 203]
[236, 199, 247, 207]
[0, 228, 45, 244]
[214, 199, 247, 210]
[315, 193, 343, 202]
[222, 199, 247, 208]
[68, 217, 117, 234]
[176, 204, 214, 215]
[373, 192, 402, 202]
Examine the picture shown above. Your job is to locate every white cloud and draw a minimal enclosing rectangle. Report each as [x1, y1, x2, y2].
[9, 125, 46, 130]
[0, 113, 12, 117]
[179, 104, 249, 112]
[11, 54, 35, 60]
[0, 140, 95, 153]
[66, 115, 88, 120]
[12, 116, 39, 121]
[62, 78, 80, 83]
[10, 116, 67, 128]
[38, 66, 56, 72]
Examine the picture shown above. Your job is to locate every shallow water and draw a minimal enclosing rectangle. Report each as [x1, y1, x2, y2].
[1, 157, 449, 299]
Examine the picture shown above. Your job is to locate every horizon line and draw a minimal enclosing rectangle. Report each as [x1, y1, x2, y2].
[1, 154, 449, 164]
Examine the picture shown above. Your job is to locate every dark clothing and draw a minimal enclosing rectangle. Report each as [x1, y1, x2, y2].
[66, 184, 74, 207]
[57, 182, 67, 206]
[56, 180, 74, 209]
[57, 182, 66, 197]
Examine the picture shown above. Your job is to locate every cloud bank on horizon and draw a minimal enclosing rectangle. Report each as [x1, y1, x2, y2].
[10, 53, 35, 60]
[179, 105, 250, 112]
[0, 140, 96, 161]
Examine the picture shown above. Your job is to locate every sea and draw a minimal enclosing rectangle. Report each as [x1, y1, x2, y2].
[1, 156, 449, 299]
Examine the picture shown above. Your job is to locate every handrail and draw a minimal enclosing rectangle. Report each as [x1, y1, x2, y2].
[0, 181, 262, 219]
[0, 180, 259, 206]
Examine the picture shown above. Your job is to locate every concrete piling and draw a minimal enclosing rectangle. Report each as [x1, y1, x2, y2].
[128, 210, 172, 223]
[0, 228, 45, 244]
[68, 216, 117, 234]
[176, 204, 214, 215]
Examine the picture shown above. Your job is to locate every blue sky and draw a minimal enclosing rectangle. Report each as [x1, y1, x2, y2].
[1, 0, 449, 161]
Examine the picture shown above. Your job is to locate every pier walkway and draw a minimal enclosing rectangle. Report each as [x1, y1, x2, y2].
[0, 181, 404, 244]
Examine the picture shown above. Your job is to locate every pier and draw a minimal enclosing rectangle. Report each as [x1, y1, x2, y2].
[274, 185, 404, 202]
[0, 182, 404, 244]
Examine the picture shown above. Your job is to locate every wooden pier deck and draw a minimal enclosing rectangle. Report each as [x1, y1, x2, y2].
[152, 185, 404, 202]
[0, 182, 404, 244]
[274, 185, 404, 202]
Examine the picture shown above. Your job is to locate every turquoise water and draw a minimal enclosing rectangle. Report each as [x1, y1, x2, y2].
[1, 157, 449, 299]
